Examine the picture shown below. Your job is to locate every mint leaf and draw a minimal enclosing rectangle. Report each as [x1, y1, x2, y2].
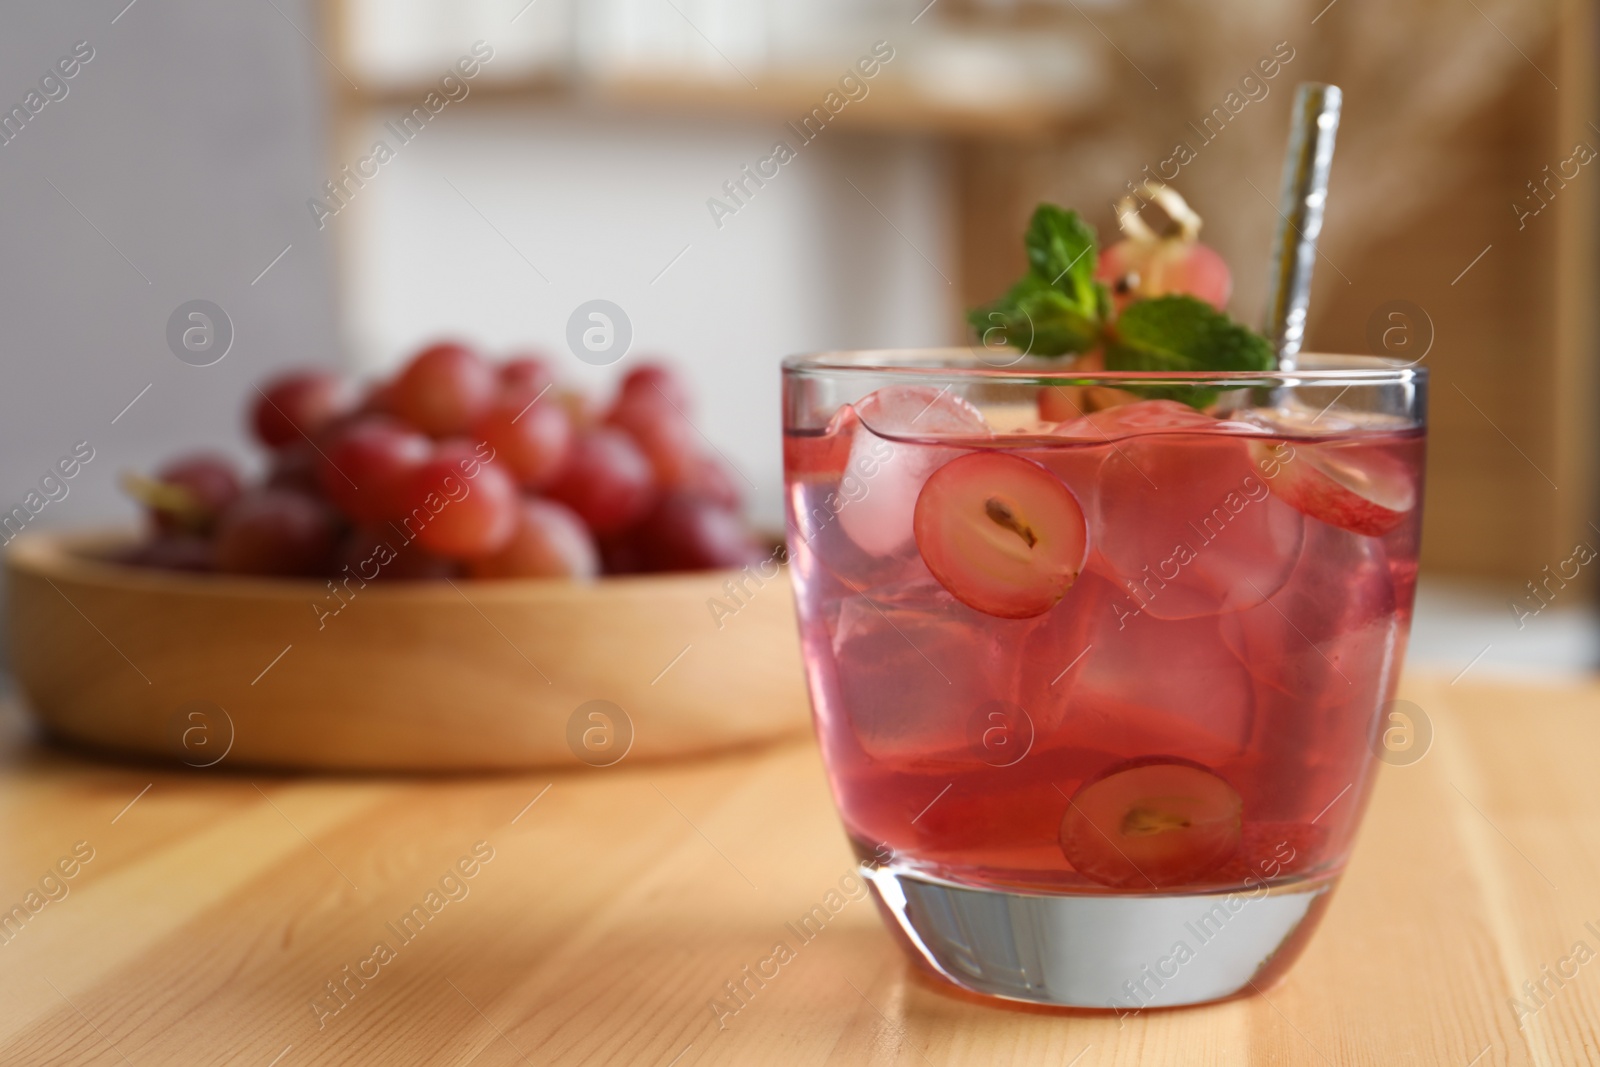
[969, 205, 1104, 357]
[1025, 205, 1099, 313]
[1105, 296, 1275, 373]
[1103, 295, 1276, 408]
[968, 275, 1100, 357]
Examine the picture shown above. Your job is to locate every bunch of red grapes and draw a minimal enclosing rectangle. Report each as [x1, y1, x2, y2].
[124, 343, 764, 580]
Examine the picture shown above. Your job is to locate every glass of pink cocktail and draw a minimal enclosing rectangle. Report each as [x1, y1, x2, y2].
[783, 351, 1425, 1009]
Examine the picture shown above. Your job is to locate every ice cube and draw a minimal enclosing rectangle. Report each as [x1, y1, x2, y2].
[1093, 427, 1304, 619]
[837, 386, 990, 557]
[1025, 572, 1257, 768]
[828, 578, 1036, 763]
[1219, 520, 1399, 822]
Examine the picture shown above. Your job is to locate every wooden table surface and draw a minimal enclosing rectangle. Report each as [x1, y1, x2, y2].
[0, 670, 1596, 1066]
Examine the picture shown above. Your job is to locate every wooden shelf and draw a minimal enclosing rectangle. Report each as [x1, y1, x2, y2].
[344, 69, 1093, 143]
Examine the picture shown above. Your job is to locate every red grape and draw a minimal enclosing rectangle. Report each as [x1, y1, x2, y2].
[318, 417, 432, 523]
[618, 361, 690, 411]
[470, 394, 573, 490]
[358, 378, 397, 417]
[913, 452, 1087, 619]
[266, 440, 321, 495]
[682, 455, 742, 511]
[499, 355, 555, 398]
[1247, 437, 1416, 537]
[397, 444, 518, 558]
[597, 530, 647, 575]
[120, 534, 215, 573]
[337, 523, 461, 581]
[547, 427, 657, 536]
[145, 453, 242, 535]
[606, 391, 698, 488]
[1097, 238, 1232, 310]
[252, 370, 352, 449]
[468, 498, 600, 579]
[389, 342, 496, 437]
[554, 388, 602, 431]
[634, 492, 763, 572]
[1059, 759, 1242, 888]
[214, 489, 337, 577]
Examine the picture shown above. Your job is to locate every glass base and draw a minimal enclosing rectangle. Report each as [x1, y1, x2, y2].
[861, 863, 1335, 1010]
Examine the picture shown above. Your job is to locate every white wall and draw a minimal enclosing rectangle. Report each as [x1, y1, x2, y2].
[340, 106, 956, 525]
[0, 0, 340, 529]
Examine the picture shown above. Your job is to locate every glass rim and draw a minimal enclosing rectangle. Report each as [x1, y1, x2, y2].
[781, 347, 1427, 386]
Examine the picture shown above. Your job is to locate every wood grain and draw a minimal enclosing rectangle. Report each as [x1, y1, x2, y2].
[5, 533, 808, 772]
[0, 671, 1595, 1064]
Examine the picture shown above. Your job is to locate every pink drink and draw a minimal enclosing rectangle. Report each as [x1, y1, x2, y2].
[784, 353, 1425, 1007]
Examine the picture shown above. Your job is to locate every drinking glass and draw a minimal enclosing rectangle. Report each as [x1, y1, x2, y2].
[782, 349, 1425, 1009]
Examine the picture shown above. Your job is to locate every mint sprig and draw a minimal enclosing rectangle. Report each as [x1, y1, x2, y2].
[968, 200, 1276, 408]
[967, 205, 1106, 358]
[1105, 296, 1275, 373]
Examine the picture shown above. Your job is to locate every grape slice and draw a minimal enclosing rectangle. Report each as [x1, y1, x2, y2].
[1250, 438, 1416, 537]
[1059, 759, 1242, 889]
[913, 452, 1087, 619]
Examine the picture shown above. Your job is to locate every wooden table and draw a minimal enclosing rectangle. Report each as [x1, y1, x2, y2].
[0, 671, 1594, 1065]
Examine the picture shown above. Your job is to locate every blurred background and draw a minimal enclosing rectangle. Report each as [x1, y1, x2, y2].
[0, 0, 1594, 675]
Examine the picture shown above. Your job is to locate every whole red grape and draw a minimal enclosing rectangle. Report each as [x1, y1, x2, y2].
[337, 523, 461, 581]
[266, 440, 321, 495]
[148, 452, 242, 535]
[499, 355, 555, 398]
[470, 394, 573, 490]
[635, 492, 763, 572]
[389, 342, 496, 437]
[252, 370, 352, 450]
[318, 417, 432, 523]
[619, 361, 691, 411]
[606, 391, 698, 488]
[597, 530, 647, 575]
[554, 388, 602, 431]
[398, 444, 518, 558]
[468, 498, 600, 579]
[682, 455, 742, 511]
[1097, 238, 1232, 311]
[547, 427, 657, 536]
[120, 534, 216, 573]
[214, 489, 337, 577]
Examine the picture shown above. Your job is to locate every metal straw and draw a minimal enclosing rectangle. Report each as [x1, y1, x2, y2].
[1263, 83, 1342, 370]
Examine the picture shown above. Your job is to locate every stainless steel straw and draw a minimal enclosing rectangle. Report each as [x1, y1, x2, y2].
[1263, 83, 1342, 370]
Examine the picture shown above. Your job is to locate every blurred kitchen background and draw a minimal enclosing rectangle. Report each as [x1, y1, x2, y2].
[0, 0, 1594, 677]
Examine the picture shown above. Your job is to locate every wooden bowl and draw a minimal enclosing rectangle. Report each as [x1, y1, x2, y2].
[5, 532, 809, 771]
